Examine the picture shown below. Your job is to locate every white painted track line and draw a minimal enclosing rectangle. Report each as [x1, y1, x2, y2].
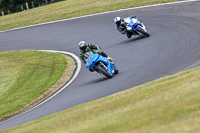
[0, 50, 81, 124]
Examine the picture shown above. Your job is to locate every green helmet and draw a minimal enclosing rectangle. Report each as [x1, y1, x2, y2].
[78, 41, 88, 51]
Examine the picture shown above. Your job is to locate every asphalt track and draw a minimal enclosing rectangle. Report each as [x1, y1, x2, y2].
[0, 0, 200, 130]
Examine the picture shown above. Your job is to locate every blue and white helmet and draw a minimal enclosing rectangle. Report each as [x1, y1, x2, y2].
[114, 17, 121, 23]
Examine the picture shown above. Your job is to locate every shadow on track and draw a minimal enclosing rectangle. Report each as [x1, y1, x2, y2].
[114, 36, 146, 46]
[79, 76, 113, 86]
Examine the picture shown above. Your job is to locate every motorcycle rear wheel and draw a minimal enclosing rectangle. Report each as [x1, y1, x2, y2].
[115, 69, 119, 74]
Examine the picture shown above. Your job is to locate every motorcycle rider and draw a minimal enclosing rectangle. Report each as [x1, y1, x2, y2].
[114, 16, 138, 38]
[78, 41, 113, 71]
[114, 17, 126, 34]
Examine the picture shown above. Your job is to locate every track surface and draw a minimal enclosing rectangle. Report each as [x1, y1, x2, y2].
[0, 1, 200, 130]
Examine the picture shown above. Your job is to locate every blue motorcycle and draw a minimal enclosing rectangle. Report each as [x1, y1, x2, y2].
[85, 52, 119, 78]
[124, 17, 150, 38]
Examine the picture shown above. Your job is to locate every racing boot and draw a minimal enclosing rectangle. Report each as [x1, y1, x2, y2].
[89, 68, 94, 72]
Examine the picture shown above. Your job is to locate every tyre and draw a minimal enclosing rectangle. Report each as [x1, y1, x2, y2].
[97, 64, 113, 78]
[137, 27, 150, 37]
[115, 69, 119, 74]
[126, 31, 132, 38]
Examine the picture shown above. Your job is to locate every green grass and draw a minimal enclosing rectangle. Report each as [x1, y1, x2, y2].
[1, 0, 199, 132]
[0, 50, 75, 121]
[0, 0, 184, 31]
[1, 66, 200, 133]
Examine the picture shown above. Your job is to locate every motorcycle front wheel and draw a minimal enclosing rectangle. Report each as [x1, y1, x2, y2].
[97, 64, 113, 78]
[137, 27, 150, 37]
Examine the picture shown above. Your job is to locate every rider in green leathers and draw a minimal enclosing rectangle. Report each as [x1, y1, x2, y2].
[78, 41, 113, 71]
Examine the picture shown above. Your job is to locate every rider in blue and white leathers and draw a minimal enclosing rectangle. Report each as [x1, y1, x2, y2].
[114, 17, 126, 34]
[114, 16, 141, 38]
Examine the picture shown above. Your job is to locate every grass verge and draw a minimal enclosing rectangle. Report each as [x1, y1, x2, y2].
[0, 50, 75, 121]
[1, 66, 200, 133]
[0, 0, 184, 31]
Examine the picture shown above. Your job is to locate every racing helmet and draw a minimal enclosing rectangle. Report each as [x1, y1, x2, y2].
[114, 17, 121, 25]
[78, 41, 88, 51]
